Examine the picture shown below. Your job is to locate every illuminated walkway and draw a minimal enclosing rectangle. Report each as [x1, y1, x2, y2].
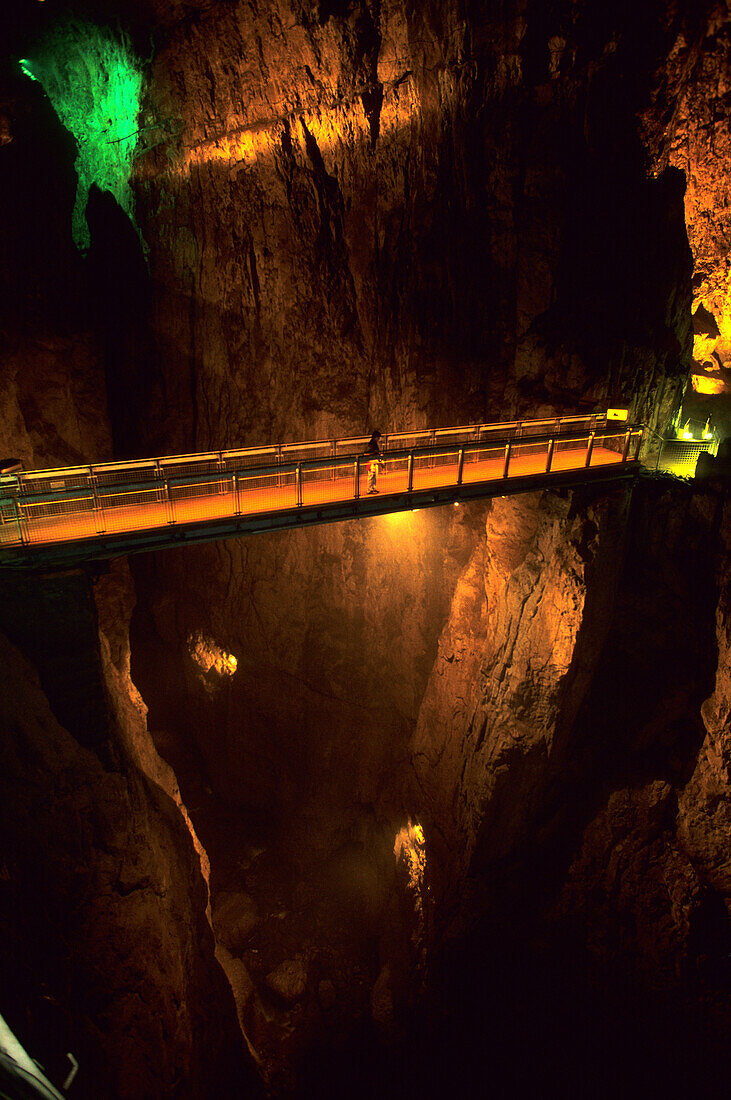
[0, 415, 642, 568]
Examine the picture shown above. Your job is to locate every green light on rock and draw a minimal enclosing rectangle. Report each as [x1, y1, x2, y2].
[18, 59, 38, 82]
[18, 21, 144, 251]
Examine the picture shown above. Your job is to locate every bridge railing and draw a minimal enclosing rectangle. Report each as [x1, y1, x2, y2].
[0, 419, 642, 551]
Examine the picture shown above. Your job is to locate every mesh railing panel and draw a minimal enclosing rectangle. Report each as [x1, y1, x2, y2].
[281, 442, 333, 464]
[301, 461, 357, 505]
[168, 478, 231, 502]
[20, 469, 93, 495]
[0, 500, 21, 545]
[594, 433, 627, 457]
[94, 462, 159, 488]
[222, 447, 279, 471]
[236, 469, 296, 513]
[433, 427, 480, 447]
[411, 449, 460, 489]
[160, 456, 221, 480]
[509, 440, 552, 474]
[461, 446, 506, 480]
[21, 493, 97, 541]
[335, 437, 371, 458]
[98, 486, 168, 533]
[387, 431, 433, 452]
[657, 441, 712, 477]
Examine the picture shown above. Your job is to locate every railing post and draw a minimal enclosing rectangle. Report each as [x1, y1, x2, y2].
[634, 430, 644, 463]
[503, 441, 512, 478]
[296, 463, 303, 506]
[622, 429, 632, 462]
[585, 431, 596, 467]
[457, 448, 465, 486]
[331, 441, 336, 481]
[233, 472, 241, 516]
[165, 479, 175, 524]
[354, 456, 360, 500]
[407, 452, 414, 492]
[12, 497, 27, 545]
[91, 475, 106, 535]
[545, 437, 555, 473]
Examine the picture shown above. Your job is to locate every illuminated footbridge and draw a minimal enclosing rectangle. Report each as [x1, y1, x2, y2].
[0, 414, 643, 569]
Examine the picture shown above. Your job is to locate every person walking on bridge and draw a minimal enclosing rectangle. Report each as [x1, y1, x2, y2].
[366, 430, 382, 494]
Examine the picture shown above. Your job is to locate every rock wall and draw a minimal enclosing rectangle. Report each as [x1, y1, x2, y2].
[2, 0, 730, 1093]
[126, 0, 698, 901]
[0, 565, 258, 1099]
[642, 1, 731, 419]
[404, 476, 729, 1089]
[133, 0, 694, 448]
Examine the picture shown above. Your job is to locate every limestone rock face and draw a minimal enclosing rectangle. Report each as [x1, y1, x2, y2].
[408, 478, 728, 1053]
[213, 890, 261, 952]
[411, 484, 632, 907]
[132, 0, 694, 453]
[126, 0, 696, 937]
[0, 622, 255, 1099]
[642, 3, 731, 421]
[677, 497, 731, 898]
[265, 957, 308, 1004]
[131, 503, 482, 857]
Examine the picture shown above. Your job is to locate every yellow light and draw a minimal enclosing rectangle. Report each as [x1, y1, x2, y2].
[693, 334, 717, 362]
[393, 820, 427, 891]
[607, 408, 629, 421]
[188, 632, 238, 680]
[691, 374, 725, 395]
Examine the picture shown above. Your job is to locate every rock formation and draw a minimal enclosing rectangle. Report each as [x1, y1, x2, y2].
[0, 0, 730, 1095]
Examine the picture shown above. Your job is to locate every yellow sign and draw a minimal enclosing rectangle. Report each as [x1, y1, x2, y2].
[607, 408, 629, 421]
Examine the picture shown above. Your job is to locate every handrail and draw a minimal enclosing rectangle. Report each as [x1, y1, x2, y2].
[2, 425, 634, 504]
[1, 413, 610, 486]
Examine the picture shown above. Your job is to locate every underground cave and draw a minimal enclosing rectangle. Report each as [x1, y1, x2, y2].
[1, 1, 730, 1097]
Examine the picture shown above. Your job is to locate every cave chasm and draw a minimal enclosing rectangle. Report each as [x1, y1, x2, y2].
[1, 0, 730, 1096]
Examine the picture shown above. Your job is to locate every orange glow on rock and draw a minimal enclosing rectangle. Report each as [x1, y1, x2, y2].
[691, 374, 726, 395]
[173, 77, 419, 177]
[188, 632, 238, 683]
[393, 820, 427, 893]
